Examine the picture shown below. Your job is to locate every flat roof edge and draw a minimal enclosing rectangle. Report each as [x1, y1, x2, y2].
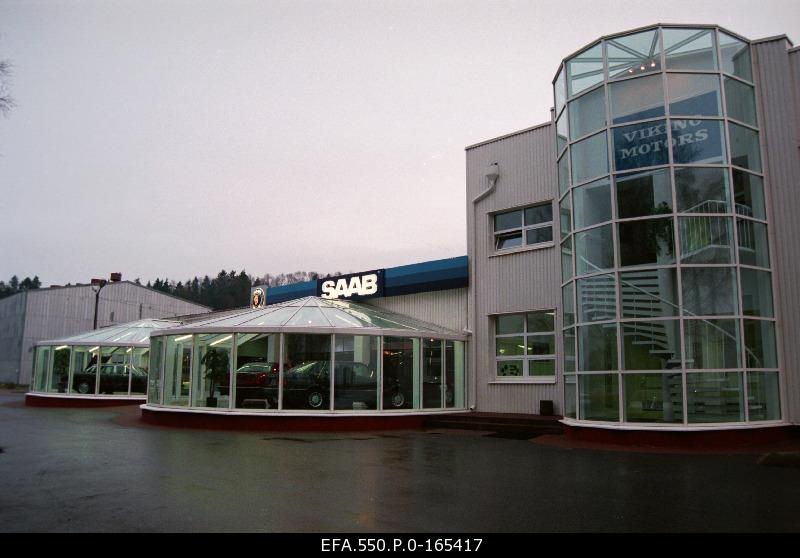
[752, 34, 793, 46]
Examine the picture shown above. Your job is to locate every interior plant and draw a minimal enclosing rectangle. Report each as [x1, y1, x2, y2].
[200, 347, 229, 407]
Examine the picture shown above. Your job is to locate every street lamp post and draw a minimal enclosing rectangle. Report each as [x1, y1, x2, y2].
[92, 279, 108, 330]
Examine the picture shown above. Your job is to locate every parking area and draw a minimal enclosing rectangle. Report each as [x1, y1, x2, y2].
[1, 391, 799, 532]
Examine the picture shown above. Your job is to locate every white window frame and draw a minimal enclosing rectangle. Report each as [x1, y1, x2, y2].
[493, 202, 554, 252]
[494, 310, 557, 384]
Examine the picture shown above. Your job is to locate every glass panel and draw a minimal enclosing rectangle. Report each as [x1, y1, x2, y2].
[333, 335, 379, 411]
[129, 347, 149, 396]
[194, 334, 232, 408]
[497, 360, 523, 377]
[496, 314, 524, 335]
[684, 319, 740, 369]
[71, 346, 99, 395]
[99, 347, 128, 395]
[575, 224, 614, 275]
[530, 360, 555, 376]
[147, 336, 163, 404]
[422, 338, 443, 409]
[733, 170, 765, 220]
[558, 152, 570, 195]
[526, 227, 553, 245]
[560, 194, 572, 239]
[681, 267, 738, 316]
[163, 335, 193, 407]
[678, 216, 733, 264]
[577, 274, 616, 323]
[579, 374, 619, 421]
[525, 203, 553, 226]
[495, 232, 522, 250]
[527, 311, 555, 333]
[494, 209, 522, 232]
[569, 86, 606, 140]
[283, 334, 331, 410]
[234, 333, 279, 410]
[564, 375, 577, 418]
[556, 111, 568, 154]
[567, 42, 603, 96]
[383, 337, 418, 409]
[609, 74, 664, 124]
[724, 77, 756, 126]
[561, 238, 573, 281]
[285, 306, 330, 327]
[445, 340, 465, 408]
[578, 324, 618, 371]
[747, 372, 781, 421]
[33, 346, 51, 393]
[719, 31, 752, 82]
[667, 74, 721, 117]
[737, 219, 770, 268]
[671, 120, 726, 165]
[624, 373, 684, 423]
[607, 29, 661, 78]
[496, 336, 524, 357]
[728, 122, 761, 172]
[573, 178, 611, 229]
[613, 120, 669, 172]
[555, 67, 566, 114]
[527, 335, 555, 356]
[663, 28, 717, 71]
[622, 320, 681, 370]
[562, 283, 575, 327]
[618, 218, 675, 267]
[741, 269, 774, 318]
[620, 268, 679, 318]
[50, 346, 71, 393]
[744, 320, 777, 369]
[563, 328, 576, 373]
[615, 167, 672, 219]
[687, 372, 744, 423]
[675, 167, 729, 214]
[571, 132, 608, 184]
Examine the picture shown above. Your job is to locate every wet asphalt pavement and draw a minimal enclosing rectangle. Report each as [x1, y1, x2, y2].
[1, 392, 799, 533]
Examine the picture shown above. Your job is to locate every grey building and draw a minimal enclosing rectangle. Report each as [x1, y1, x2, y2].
[0, 281, 211, 385]
[467, 24, 800, 433]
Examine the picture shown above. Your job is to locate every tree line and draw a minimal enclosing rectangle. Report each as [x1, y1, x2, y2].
[146, 269, 338, 310]
[0, 276, 42, 300]
[0, 270, 338, 309]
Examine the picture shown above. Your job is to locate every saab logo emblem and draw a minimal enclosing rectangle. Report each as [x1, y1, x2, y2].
[251, 288, 265, 308]
[318, 270, 384, 300]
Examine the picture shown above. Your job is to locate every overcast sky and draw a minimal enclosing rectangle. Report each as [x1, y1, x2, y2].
[1, 0, 798, 287]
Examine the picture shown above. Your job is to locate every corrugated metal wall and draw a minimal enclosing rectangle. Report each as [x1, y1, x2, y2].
[366, 288, 467, 332]
[466, 123, 562, 414]
[754, 39, 800, 425]
[17, 282, 210, 384]
[0, 293, 27, 383]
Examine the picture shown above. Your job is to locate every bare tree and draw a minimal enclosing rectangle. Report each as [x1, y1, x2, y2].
[0, 59, 13, 116]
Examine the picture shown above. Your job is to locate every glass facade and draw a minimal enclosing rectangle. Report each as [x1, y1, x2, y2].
[30, 319, 173, 398]
[555, 25, 779, 425]
[145, 297, 467, 413]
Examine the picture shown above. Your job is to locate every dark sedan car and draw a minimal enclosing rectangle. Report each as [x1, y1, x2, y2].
[68, 363, 147, 395]
[264, 360, 405, 410]
[219, 362, 279, 407]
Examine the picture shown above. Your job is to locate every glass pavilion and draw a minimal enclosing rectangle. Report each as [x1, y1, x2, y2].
[30, 319, 181, 398]
[146, 297, 467, 414]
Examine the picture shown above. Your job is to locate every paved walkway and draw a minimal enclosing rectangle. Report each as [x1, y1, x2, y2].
[1, 392, 799, 532]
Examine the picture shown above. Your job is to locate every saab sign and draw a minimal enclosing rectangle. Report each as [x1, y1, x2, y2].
[317, 270, 385, 300]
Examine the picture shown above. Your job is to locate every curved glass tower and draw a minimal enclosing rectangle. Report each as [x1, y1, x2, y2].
[555, 25, 781, 426]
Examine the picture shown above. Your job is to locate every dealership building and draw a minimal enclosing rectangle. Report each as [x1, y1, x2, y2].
[28, 24, 800, 439]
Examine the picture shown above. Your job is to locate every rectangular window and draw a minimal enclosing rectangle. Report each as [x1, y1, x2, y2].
[494, 202, 553, 251]
[495, 311, 556, 381]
